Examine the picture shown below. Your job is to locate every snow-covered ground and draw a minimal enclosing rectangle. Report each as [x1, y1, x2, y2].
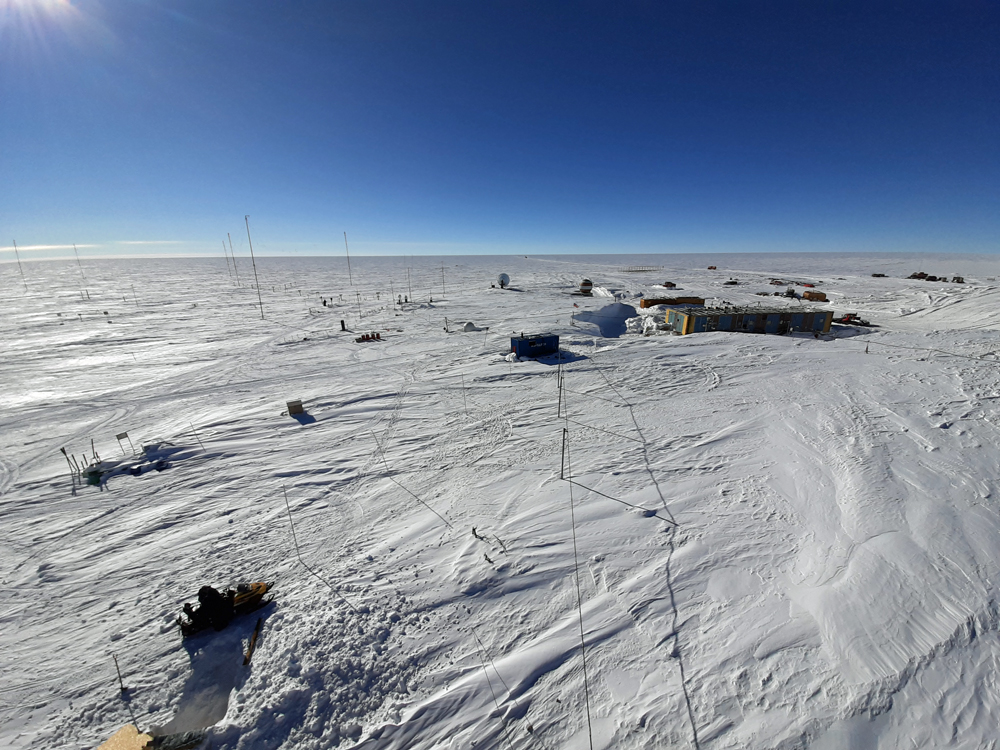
[3, 252, 1000, 750]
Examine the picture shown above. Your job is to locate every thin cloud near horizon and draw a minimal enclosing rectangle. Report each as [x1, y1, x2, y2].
[115, 240, 185, 245]
[1, 241, 186, 253]
[0, 244, 100, 253]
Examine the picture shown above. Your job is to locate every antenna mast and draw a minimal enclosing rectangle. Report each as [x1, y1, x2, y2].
[228, 232, 241, 286]
[12, 240, 26, 292]
[244, 216, 264, 319]
[72, 243, 86, 282]
[343, 231, 353, 285]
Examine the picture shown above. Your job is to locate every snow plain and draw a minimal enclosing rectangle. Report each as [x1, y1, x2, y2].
[3, 252, 1000, 750]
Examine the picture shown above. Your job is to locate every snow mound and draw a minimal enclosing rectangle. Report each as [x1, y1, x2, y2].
[625, 305, 671, 335]
[212, 602, 416, 749]
[573, 302, 638, 337]
[625, 315, 668, 335]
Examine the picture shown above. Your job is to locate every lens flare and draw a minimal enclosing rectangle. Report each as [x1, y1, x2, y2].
[0, 0, 113, 69]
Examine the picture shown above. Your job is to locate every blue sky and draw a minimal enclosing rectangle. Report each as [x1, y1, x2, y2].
[1, 0, 997, 258]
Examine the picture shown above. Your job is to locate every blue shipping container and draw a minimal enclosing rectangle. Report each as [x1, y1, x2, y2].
[511, 333, 559, 358]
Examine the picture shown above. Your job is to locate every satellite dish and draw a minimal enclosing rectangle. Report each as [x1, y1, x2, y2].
[497, 273, 510, 289]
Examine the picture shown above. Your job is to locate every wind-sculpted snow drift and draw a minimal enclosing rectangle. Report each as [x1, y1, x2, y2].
[4, 253, 1000, 750]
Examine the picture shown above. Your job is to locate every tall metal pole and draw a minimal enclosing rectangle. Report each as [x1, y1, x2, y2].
[343, 231, 353, 286]
[244, 216, 264, 319]
[228, 233, 241, 286]
[12, 240, 27, 292]
[222, 240, 233, 277]
[72, 244, 86, 282]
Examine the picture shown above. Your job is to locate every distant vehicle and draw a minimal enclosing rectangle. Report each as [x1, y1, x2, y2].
[708, 265, 717, 270]
[834, 312, 872, 327]
[872, 273, 887, 278]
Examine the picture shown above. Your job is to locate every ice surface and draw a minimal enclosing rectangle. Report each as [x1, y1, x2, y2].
[2, 252, 1000, 749]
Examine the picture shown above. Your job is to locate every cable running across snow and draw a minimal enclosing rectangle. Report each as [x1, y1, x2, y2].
[370, 430, 454, 529]
[283, 485, 359, 613]
[561, 427, 595, 750]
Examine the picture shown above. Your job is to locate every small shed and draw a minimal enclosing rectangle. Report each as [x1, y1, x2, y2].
[802, 290, 827, 302]
[511, 333, 559, 358]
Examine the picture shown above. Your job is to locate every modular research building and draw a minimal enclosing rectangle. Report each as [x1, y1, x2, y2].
[666, 307, 833, 336]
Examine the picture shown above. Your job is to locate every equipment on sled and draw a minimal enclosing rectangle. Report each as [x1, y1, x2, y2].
[178, 582, 272, 637]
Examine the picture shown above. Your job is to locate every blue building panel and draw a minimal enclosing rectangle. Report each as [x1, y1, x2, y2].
[511, 333, 559, 358]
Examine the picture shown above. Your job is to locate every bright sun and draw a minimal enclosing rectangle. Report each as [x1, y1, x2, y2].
[0, 0, 78, 24]
[0, 0, 95, 49]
